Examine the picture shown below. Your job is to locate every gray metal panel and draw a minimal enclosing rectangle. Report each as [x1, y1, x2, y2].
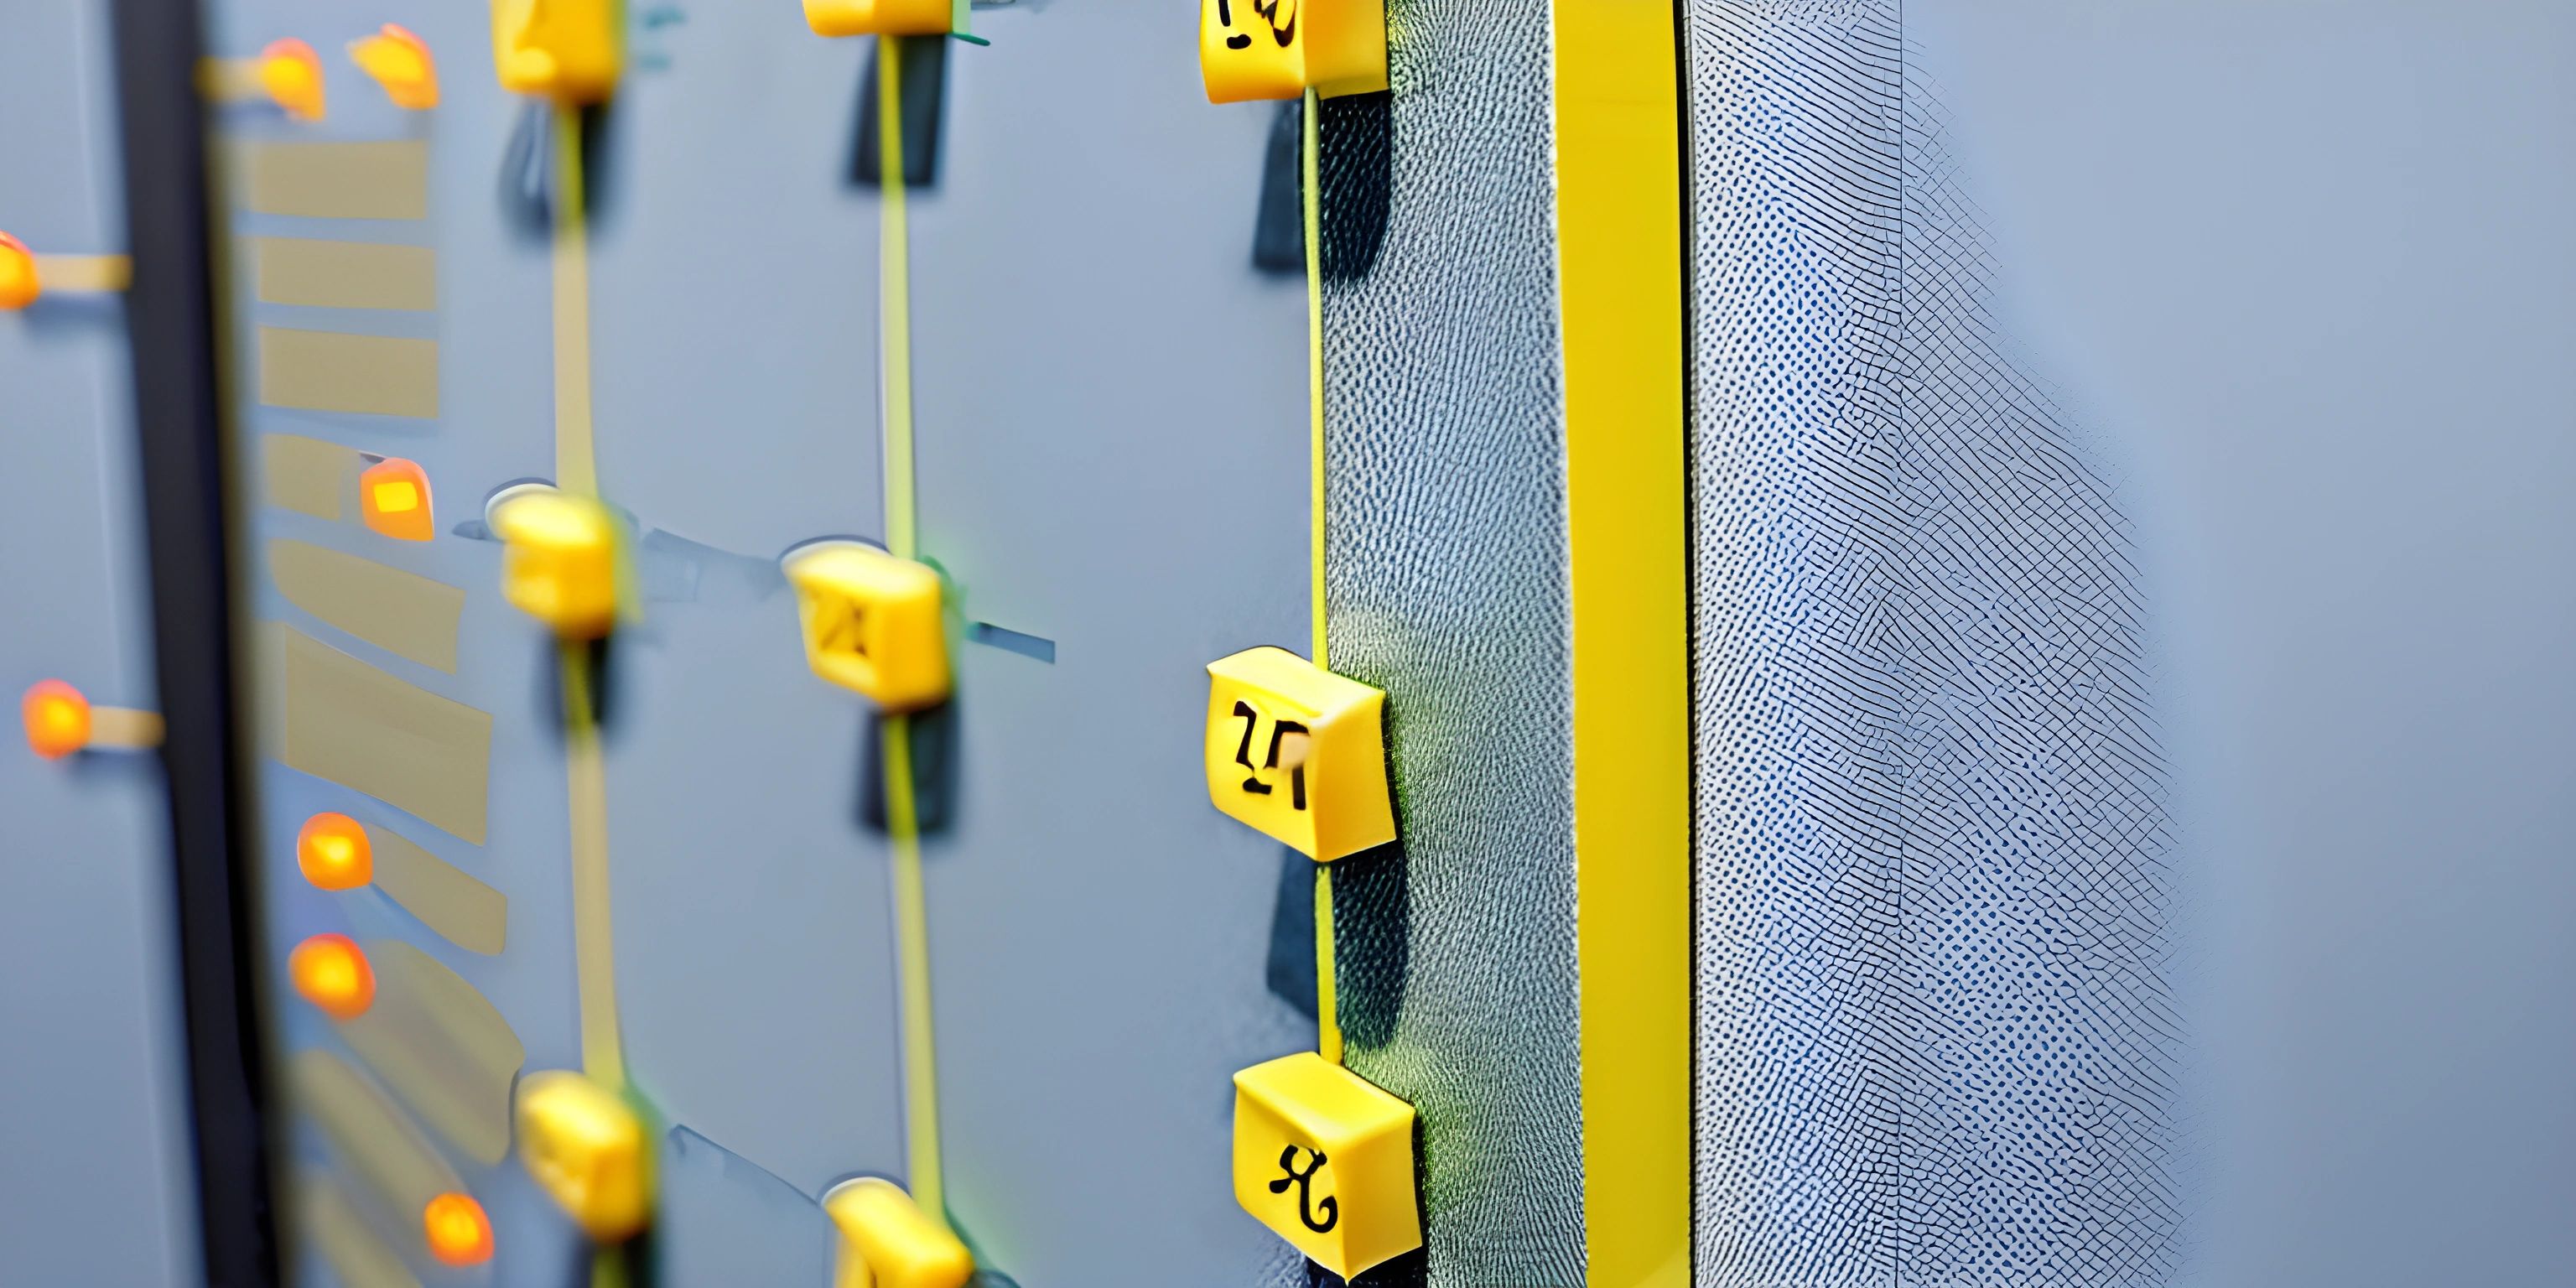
[204, 1, 1318, 1282]
[1322, 3, 1585, 1285]
[0, 3, 201, 1285]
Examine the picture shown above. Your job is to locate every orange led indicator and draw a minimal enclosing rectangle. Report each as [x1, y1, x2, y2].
[423, 1192, 494, 1266]
[288, 933, 376, 1021]
[351, 24, 439, 110]
[296, 813, 373, 890]
[257, 39, 327, 121]
[22, 679, 91, 760]
[359, 458, 434, 542]
[0, 232, 39, 311]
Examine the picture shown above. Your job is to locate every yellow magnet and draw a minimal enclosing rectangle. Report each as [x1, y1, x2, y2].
[517, 1070, 652, 1242]
[784, 543, 950, 713]
[0, 233, 39, 311]
[1200, 0, 1388, 103]
[360, 457, 435, 543]
[258, 39, 327, 121]
[351, 24, 439, 111]
[803, 0, 953, 38]
[492, 0, 621, 103]
[1232, 1052, 1420, 1279]
[1202, 647, 1395, 862]
[492, 488, 621, 641]
[823, 1177, 973, 1288]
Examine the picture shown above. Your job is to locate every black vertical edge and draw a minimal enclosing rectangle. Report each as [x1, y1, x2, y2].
[106, 0, 279, 1283]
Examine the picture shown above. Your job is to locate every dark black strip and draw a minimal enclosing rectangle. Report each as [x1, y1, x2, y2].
[107, 0, 278, 1282]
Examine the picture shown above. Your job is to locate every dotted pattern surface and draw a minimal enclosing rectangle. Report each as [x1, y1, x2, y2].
[1317, 2, 1586, 1285]
[1685, 4, 2183, 1285]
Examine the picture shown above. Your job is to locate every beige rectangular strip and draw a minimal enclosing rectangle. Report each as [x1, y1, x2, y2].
[367, 824, 505, 955]
[267, 539, 463, 673]
[293, 1048, 459, 1221]
[34, 255, 130, 293]
[295, 1172, 421, 1288]
[236, 140, 428, 220]
[259, 329, 438, 419]
[87, 707, 164, 749]
[273, 624, 491, 844]
[253, 238, 435, 311]
[338, 940, 525, 1166]
[263, 433, 355, 520]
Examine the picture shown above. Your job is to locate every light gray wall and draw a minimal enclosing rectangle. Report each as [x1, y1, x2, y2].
[0, 2, 201, 1285]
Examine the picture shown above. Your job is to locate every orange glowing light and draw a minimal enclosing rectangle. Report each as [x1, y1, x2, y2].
[0, 232, 39, 311]
[22, 679, 91, 760]
[358, 458, 434, 542]
[288, 933, 376, 1021]
[257, 39, 327, 122]
[295, 813, 373, 890]
[423, 1192, 493, 1266]
[351, 24, 439, 111]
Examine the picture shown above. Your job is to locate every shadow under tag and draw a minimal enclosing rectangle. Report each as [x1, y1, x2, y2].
[1322, 838, 1407, 1052]
[500, 101, 620, 236]
[1253, 99, 1306, 275]
[860, 699, 955, 834]
[1318, 91, 1393, 283]
[539, 635, 619, 737]
[1306, 1246, 1427, 1288]
[1268, 848, 1321, 1021]
[852, 36, 948, 190]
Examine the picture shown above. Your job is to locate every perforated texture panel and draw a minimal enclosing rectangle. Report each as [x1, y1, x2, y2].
[1318, 1, 1583, 1285]
[1685, 3, 2182, 1285]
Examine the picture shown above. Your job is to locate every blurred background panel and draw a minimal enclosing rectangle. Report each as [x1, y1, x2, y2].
[0, 2, 201, 1285]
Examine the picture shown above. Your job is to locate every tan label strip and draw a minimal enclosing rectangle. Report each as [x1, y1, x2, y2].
[263, 433, 356, 521]
[86, 707, 164, 749]
[271, 623, 492, 844]
[234, 140, 429, 221]
[259, 328, 439, 419]
[295, 1171, 422, 1288]
[253, 238, 436, 311]
[293, 1047, 460, 1223]
[33, 254, 131, 293]
[366, 823, 506, 956]
[268, 539, 464, 674]
[336, 940, 525, 1166]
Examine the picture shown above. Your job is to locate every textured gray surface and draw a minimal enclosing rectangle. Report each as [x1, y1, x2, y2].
[1685, 3, 2179, 1283]
[0, 3, 200, 1285]
[1915, 4, 2576, 1285]
[1321, 1, 1584, 1285]
[1688, 3, 2576, 1286]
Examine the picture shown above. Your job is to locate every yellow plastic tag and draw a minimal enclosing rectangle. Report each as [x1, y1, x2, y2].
[803, 0, 953, 38]
[786, 543, 951, 712]
[1203, 647, 1395, 861]
[1233, 1052, 1421, 1278]
[1199, 0, 1389, 104]
[491, 0, 621, 102]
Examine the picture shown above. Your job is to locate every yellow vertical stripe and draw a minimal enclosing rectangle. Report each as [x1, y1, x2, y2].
[552, 107, 623, 1094]
[1301, 86, 1345, 1068]
[553, 110, 598, 498]
[1556, 3, 1690, 1285]
[880, 35, 919, 564]
[563, 642, 622, 1088]
[876, 34, 948, 1225]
